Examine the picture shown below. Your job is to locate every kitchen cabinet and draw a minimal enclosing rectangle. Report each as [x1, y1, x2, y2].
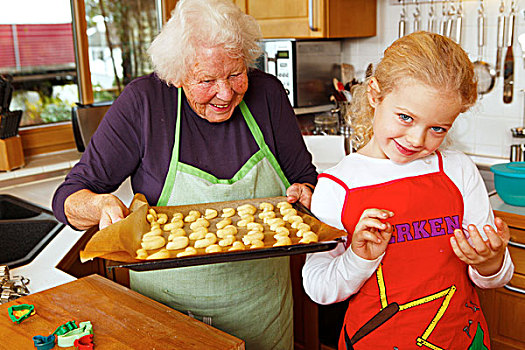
[476, 210, 525, 349]
[233, 0, 376, 39]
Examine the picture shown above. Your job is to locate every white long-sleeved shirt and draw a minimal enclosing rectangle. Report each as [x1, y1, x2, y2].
[303, 150, 514, 305]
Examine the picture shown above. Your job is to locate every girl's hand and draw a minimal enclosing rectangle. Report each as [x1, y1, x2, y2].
[450, 217, 510, 276]
[351, 209, 394, 260]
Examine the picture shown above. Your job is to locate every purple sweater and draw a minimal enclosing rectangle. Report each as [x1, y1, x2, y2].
[53, 70, 317, 227]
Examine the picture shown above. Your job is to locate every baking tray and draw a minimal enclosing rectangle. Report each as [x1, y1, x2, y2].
[107, 238, 342, 271]
[99, 195, 346, 271]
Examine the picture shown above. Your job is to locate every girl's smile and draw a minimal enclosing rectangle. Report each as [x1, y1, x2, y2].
[360, 79, 463, 164]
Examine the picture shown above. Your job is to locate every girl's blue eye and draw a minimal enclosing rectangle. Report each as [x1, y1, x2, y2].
[431, 126, 447, 133]
[399, 114, 412, 122]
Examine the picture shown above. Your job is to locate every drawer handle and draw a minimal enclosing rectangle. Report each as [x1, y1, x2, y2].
[504, 284, 525, 295]
[308, 0, 318, 31]
[508, 239, 525, 250]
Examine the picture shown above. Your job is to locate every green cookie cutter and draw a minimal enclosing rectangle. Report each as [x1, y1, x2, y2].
[7, 304, 35, 324]
[52, 320, 78, 336]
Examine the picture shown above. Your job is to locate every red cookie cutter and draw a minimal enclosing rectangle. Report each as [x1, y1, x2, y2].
[74, 334, 94, 349]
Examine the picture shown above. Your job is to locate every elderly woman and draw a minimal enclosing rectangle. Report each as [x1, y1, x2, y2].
[52, 0, 317, 348]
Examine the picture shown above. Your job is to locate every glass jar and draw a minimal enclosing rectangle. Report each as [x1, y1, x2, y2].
[314, 113, 339, 135]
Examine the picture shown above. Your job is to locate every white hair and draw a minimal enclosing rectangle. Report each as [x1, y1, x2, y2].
[148, 0, 262, 86]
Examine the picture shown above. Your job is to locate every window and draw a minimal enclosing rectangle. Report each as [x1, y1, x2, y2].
[0, 0, 172, 157]
[84, 0, 160, 103]
[0, 1, 77, 128]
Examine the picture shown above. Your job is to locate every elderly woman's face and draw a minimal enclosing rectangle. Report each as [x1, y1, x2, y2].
[182, 46, 248, 123]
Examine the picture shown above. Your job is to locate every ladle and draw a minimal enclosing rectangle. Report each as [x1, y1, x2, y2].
[473, 0, 496, 97]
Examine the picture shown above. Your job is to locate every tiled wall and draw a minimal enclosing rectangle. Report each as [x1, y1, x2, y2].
[341, 0, 525, 159]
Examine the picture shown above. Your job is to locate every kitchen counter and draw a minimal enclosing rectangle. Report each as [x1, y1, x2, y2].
[490, 193, 525, 217]
[0, 175, 134, 294]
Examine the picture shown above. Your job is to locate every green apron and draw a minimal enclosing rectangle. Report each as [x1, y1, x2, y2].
[129, 88, 294, 349]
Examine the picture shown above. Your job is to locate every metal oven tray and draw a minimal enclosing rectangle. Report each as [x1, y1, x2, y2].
[108, 238, 342, 271]
[100, 196, 346, 271]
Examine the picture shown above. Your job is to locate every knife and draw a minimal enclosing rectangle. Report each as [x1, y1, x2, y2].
[503, 3, 516, 104]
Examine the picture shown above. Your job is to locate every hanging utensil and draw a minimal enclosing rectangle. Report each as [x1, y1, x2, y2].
[454, 0, 463, 45]
[399, 0, 407, 38]
[439, 1, 448, 36]
[428, 0, 437, 33]
[445, 1, 455, 38]
[495, 0, 506, 77]
[412, 0, 421, 33]
[503, 0, 516, 104]
[473, 0, 496, 96]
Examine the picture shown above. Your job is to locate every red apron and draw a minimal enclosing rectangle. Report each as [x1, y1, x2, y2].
[319, 152, 490, 350]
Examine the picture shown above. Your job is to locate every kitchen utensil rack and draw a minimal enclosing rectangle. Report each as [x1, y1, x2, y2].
[391, 0, 475, 4]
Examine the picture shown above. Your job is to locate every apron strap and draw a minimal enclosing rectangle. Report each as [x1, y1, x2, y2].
[436, 151, 444, 173]
[157, 88, 183, 205]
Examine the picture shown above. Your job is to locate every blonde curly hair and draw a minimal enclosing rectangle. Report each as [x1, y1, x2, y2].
[148, 0, 262, 86]
[349, 31, 477, 150]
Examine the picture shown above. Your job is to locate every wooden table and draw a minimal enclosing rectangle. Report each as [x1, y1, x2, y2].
[0, 274, 244, 349]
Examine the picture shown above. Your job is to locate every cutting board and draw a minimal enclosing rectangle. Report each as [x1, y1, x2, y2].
[0, 274, 244, 349]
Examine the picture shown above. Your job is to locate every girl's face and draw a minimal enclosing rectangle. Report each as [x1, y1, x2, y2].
[362, 78, 463, 164]
[182, 46, 248, 123]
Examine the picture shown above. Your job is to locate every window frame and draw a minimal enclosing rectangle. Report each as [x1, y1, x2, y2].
[17, 0, 177, 156]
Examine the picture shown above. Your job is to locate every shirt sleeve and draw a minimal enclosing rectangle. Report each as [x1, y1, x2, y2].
[457, 153, 495, 234]
[468, 249, 515, 289]
[52, 86, 143, 226]
[448, 152, 514, 287]
[303, 167, 382, 304]
[302, 241, 383, 305]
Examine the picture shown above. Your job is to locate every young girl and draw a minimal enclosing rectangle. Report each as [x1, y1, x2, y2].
[302, 32, 514, 350]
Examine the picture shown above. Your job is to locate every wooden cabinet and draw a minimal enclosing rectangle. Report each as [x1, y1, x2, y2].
[233, 0, 376, 39]
[476, 210, 525, 349]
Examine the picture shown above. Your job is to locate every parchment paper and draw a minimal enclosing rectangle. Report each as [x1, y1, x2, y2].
[79, 193, 347, 264]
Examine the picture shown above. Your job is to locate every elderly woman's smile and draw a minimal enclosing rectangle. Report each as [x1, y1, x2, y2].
[183, 46, 248, 123]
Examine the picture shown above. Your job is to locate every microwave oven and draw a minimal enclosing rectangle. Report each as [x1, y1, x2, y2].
[256, 39, 342, 108]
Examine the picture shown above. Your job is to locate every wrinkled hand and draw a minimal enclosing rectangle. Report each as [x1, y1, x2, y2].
[450, 217, 510, 276]
[97, 194, 130, 230]
[286, 183, 314, 208]
[351, 209, 394, 261]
